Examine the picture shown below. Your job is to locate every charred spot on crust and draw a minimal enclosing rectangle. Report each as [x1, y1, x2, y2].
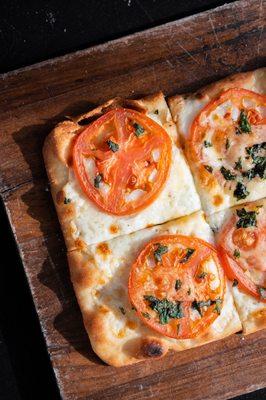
[141, 339, 165, 358]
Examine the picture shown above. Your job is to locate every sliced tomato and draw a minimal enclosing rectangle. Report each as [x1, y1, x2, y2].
[128, 235, 225, 339]
[217, 203, 266, 302]
[73, 108, 172, 215]
[188, 88, 266, 195]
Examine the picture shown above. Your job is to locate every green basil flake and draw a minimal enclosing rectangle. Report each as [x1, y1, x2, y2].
[220, 166, 236, 181]
[257, 286, 266, 299]
[64, 197, 71, 204]
[94, 173, 103, 188]
[197, 271, 208, 279]
[141, 312, 151, 319]
[213, 298, 222, 315]
[180, 248, 195, 264]
[204, 140, 212, 148]
[243, 142, 266, 180]
[204, 165, 213, 173]
[107, 139, 119, 152]
[232, 279, 238, 287]
[119, 306, 126, 315]
[233, 249, 241, 258]
[175, 279, 182, 291]
[133, 122, 145, 137]
[236, 208, 257, 229]
[234, 157, 242, 171]
[192, 300, 212, 317]
[225, 138, 230, 150]
[238, 109, 251, 133]
[144, 295, 183, 324]
[154, 243, 168, 263]
[233, 182, 249, 200]
[154, 109, 159, 115]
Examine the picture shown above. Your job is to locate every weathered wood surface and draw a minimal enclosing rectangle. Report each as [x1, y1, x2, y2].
[0, 1, 265, 399]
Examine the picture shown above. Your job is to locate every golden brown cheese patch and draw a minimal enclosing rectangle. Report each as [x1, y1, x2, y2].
[96, 242, 111, 257]
[109, 224, 120, 234]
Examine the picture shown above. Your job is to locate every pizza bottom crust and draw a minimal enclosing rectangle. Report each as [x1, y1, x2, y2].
[68, 211, 242, 366]
[207, 198, 266, 335]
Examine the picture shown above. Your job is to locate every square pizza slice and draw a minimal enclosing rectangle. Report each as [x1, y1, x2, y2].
[68, 211, 241, 366]
[207, 198, 266, 335]
[43, 92, 201, 249]
[168, 68, 266, 215]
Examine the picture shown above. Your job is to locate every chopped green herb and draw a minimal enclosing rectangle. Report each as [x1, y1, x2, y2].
[236, 208, 257, 229]
[154, 109, 159, 115]
[64, 197, 71, 204]
[94, 173, 103, 188]
[141, 312, 151, 319]
[119, 306, 126, 315]
[144, 296, 183, 324]
[133, 122, 145, 137]
[204, 165, 213, 173]
[258, 287, 266, 299]
[197, 271, 208, 279]
[233, 249, 241, 258]
[175, 279, 182, 291]
[107, 139, 119, 152]
[233, 182, 249, 200]
[225, 138, 230, 150]
[220, 166, 236, 180]
[204, 140, 212, 148]
[213, 298, 222, 315]
[154, 244, 168, 263]
[243, 142, 266, 180]
[192, 300, 212, 316]
[238, 110, 251, 133]
[234, 157, 242, 171]
[180, 248, 195, 264]
[232, 279, 238, 287]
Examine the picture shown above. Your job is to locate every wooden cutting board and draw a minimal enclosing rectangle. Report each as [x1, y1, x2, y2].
[0, 1, 265, 399]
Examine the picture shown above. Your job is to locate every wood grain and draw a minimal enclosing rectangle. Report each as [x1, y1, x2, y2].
[0, 1, 265, 399]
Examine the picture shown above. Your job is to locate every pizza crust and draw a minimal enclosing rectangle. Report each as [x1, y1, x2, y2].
[207, 198, 266, 335]
[43, 92, 201, 249]
[168, 68, 266, 215]
[68, 211, 242, 366]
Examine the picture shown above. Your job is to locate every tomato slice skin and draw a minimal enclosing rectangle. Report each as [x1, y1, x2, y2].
[73, 108, 172, 216]
[128, 235, 225, 339]
[188, 88, 266, 191]
[216, 203, 266, 302]
[218, 246, 266, 303]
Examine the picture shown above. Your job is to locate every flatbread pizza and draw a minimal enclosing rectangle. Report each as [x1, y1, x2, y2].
[168, 68, 266, 215]
[43, 92, 200, 249]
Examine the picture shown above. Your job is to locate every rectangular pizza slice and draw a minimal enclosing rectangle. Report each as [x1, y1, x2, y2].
[207, 198, 266, 335]
[168, 68, 266, 215]
[68, 211, 241, 366]
[43, 92, 201, 249]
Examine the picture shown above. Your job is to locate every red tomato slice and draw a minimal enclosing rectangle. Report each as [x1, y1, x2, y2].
[188, 88, 266, 197]
[73, 108, 172, 215]
[128, 235, 225, 339]
[217, 203, 266, 302]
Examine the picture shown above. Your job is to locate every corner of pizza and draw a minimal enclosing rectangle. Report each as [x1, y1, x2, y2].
[43, 67, 266, 367]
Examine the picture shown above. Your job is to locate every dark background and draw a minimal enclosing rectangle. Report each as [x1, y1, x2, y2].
[0, 1, 265, 399]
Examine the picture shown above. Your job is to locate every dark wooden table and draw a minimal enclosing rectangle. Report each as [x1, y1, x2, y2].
[0, 1, 265, 399]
